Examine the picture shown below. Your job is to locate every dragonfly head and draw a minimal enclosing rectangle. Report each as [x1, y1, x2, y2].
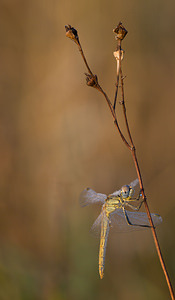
[121, 185, 133, 198]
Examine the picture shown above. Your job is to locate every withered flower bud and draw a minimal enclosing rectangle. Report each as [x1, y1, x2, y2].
[85, 73, 98, 87]
[65, 25, 79, 44]
[113, 22, 128, 40]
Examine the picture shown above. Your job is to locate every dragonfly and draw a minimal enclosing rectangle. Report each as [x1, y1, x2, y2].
[80, 179, 162, 279]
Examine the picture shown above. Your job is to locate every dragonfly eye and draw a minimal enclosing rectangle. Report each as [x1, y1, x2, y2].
[121, 185, 130, 198]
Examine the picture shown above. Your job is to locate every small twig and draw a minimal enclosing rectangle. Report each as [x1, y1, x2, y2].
[118, 49, 134, 146]
[113, 24, 127, 111]
[113, 50, 120, 110]
[97, 85, 131, 150]
[78, 43, 93, 76]
[65, 23, 175, 300]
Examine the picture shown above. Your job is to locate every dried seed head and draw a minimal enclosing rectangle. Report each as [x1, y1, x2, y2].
[85, 73, 98, 87]
[113, 22, 128, 40]
[65, 24, 79, 44]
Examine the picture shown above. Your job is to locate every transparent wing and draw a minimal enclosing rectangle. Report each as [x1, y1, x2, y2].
[110, 208, 162, 232]
[79, 188, 106, 207]
[90, 209, 109, 237]
[111, 188, 121, 197]
[129, 178, 139, 188]
[91, 211, 103, 235]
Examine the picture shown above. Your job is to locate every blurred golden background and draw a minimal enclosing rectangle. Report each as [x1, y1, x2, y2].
[0, 0, 175, 299]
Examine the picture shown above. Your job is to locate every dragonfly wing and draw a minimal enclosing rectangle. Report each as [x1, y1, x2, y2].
[125, 211, 163, 227]
[129, 178, 139, 188]
[79, 188, 106, 207]
[110, 209, 134, 232]
[110, 209, 162, 232]
[91, 210, 106, 236]
[111, 188, 121, 197]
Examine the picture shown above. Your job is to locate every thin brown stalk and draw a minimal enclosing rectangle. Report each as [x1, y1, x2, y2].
[118, 48, 134, 146]
[115, 25, 174, 300]
[97, 85, 131, 150]
[65, 23, 175, 300]
[78, 43, 93, 76]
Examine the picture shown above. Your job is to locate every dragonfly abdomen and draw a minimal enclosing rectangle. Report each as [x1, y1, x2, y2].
[99, 216, 110, 279]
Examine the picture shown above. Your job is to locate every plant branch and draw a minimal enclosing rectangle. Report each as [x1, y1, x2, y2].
[65, 23, 175, 300]
[65, 24, 131, 150]
[119, 50, 134, 146]
[115, 23, 175, 300]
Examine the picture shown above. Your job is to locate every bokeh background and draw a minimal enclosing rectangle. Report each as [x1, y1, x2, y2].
[0, 0, 175, 299]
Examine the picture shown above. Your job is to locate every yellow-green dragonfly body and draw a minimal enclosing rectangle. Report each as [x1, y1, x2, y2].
[80, 179, 162, 279]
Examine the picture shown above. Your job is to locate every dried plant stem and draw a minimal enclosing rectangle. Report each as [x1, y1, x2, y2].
[78, 43, 93, 76]
[117, 40, 174, 300]
[65, 24, 175, 300]
[97, 86, 131, 149]
[131, 147, 174, 300]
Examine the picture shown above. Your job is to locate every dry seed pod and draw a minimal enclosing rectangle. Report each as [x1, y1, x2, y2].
[113, 22, 128, 40]
[65, 24, 79, 44]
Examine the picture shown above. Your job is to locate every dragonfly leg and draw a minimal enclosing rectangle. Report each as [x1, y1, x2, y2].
[125, 199, 144, 211]
[133, 190, 146, 210]
[130, 190, 142, 201]
[124, 191, 144, 211]
[122, 207, 152, 228]
[135, 199, 144, 211]
[136, 190, 142, 200]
